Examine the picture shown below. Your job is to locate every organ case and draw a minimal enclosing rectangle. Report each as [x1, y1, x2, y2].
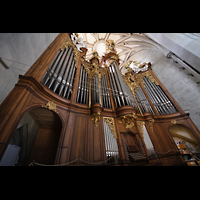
[0, 33, 200, 166]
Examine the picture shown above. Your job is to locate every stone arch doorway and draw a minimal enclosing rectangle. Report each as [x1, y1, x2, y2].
[169, 124, 200, 153]
[0, 107, 62, 166]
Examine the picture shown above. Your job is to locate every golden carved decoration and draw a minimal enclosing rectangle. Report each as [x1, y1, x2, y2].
[105, 39, 116, 54]
[103, 117, 117, 139]
[146, 119, 154, 132]
[60, 34, 80, 68]
[42, 101, 58, 113]
[171, 120, 177, 125]
[91, 112, 101, 128]
[117, 113, 138, 129]
[137, 121, 145, 139]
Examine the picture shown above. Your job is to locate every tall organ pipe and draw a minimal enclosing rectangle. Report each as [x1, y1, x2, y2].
[144, 77, 169, 114]
[143, 77, 162, 114]
[103, 75, 111, 108]
[108, 67, 121, 107]
[144, 77, 166, 114]
[101, 76, 106, 107]
[66, 62, 76, 99]
[156, 84, 177, 113]
[111, 63, 127, 105]
[42, 49, 62, 85]
[80, 68, 85, 104]
[63, 60, 75, 97]
[147, 80, 171, 114]
[108, 69, 119, 108]
[53, 47, 73, 92]
[48, 48, 69, 89]
[77, 65, 83, 103]
[58, 48, 74, 95]
[110, 63, 125, 106]
[86, 73, 89, 105]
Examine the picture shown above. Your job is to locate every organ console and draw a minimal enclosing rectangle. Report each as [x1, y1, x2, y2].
[0, 33, 200, 166]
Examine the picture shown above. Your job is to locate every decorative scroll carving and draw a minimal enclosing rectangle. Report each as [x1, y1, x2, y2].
[136, 121, 145, 139]
[81, 54, 107, 81]
[91, 112, 101, 128]
[42, 101, 58, 113]
[146, 119, 154, 132]
[171, 120, 177, 125]
[103, 117, 117, 139]
[117, 113, 138, 129]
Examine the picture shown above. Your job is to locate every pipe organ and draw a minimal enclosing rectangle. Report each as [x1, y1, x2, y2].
[0, 33, 200, 166]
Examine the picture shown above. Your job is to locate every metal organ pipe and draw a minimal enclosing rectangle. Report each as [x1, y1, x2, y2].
[156, 84, 177, 113]
[143, 77, 163, 114]
[58, 49, 74, 95]
[80, 68, 85, 104]
[66, 62, 76, 99]
[77, 65, 83, 103]
[103, 120, 119, 163]
[107, 70, 118, 107]
[103, 75, 111, 108]
[41, 46, 76, 100]
[147, 79, 171, 114]
[53, 47, 73, 93]
[48, 47, 69, 89]
[109, 66, 121, 107]
[111, 62, 127, 106]
[110, 63, 125, 106]
[42, 49, 62, 85]
[143, 76, 173, 115]
[76, 65, 89, 105]
[63, 60, 75, 98]
[144, 77, 169, 114]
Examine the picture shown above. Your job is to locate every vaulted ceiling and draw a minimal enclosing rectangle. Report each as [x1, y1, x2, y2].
[81, 33, 168, 70]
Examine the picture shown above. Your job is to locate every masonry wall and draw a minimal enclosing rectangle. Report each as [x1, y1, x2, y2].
[152, 54, 200, 131]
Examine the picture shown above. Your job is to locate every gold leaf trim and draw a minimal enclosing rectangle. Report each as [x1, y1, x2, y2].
[42, 101, 58, 113]
[103, 117, 117, 139]
[91, 112, 101, 128]
[117, 113, 137, 129]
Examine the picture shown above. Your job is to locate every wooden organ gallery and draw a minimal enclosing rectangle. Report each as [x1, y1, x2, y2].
[0, 33, 200, 166]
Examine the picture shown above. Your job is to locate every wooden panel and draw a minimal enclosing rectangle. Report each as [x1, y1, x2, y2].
[28, 128, 61, 165]
[69, 115, 87, 161]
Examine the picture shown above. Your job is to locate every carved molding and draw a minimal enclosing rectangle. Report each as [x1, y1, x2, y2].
[103, 117, 117, 139]
[146, 119, 154, 132]
[91, 112, 101, 128]
[117, 113, 138, 129]
[42, 101, 58, 113]
[137, 121, 145, 139]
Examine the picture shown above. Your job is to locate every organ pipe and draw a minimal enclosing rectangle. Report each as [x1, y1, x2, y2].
[41, 36, 178, 117]
[41, 46, 76, 100]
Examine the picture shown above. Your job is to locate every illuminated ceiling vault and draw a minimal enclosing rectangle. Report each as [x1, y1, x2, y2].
[80, 33, 168, 70]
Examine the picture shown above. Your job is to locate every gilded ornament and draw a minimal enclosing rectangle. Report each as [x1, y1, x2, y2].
[103, 117, 117, 139]
[105, 39, 116, 53]
[91, 112, 101, 128]
[118, 113, 138, 129]
[42, 101, 58, 113]
[171, 120, 177, 125]
[146, 119, 154, 131]
[137, 121, 145, 139]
